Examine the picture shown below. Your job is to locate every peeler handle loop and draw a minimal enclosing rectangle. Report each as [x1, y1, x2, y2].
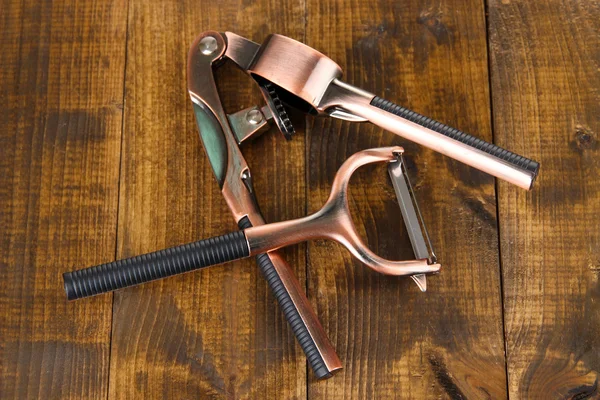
[63, 231, 249, 300]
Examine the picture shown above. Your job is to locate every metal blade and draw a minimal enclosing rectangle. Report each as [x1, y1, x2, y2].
[388, 157, 436, 292]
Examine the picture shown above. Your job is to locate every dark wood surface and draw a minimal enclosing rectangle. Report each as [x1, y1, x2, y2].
[0, 1, 126, 398]
[0, 0, 597, 399]
[489, 1, 600, 398]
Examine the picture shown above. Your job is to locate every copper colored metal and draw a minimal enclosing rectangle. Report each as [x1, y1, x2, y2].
[188, 31, 342, 376]
[248, 34, 342, 107]
[319, 81, 536, 190]
[245, 147, 441, 276]
[247, 34, 537, 190]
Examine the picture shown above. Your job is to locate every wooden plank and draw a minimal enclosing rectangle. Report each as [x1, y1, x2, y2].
[0, 0, 127, 398]
[306, 0, 508, 397]
[488, 0, 600, 397]
[108, 1, 308, 398]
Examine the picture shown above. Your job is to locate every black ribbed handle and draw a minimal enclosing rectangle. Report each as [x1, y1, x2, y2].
[238, 217, 333, 379]
[370, 96, 540, 176]
[63, 231, 249, 300]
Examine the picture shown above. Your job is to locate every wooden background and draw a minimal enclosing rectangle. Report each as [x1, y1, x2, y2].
[1, 0, 598, 398]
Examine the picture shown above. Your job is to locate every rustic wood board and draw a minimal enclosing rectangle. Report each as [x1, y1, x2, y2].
[107, 1, 308, 398]
[1, 0, 598, 398]
[305, 0, 508, 398]
[0, 0, 127, 398]
[489, 0, 600, 397]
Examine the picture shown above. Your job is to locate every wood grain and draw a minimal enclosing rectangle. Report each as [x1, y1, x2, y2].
[306, 0, 508, 398]
[489, 0, 600, 398]
[108, 0, 308, 398]
[0, 0, 127, 398]
[2, 0, 598, 398]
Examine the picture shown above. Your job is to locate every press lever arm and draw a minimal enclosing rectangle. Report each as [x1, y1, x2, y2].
[320, 79, 539, 190]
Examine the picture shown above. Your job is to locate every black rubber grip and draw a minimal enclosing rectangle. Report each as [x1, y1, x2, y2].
[63, 231, 249, 300]
[238, 216, 331, 379]
[370, 96, 539, 176]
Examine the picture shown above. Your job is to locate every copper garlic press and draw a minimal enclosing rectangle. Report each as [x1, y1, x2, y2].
[64, 31, 539, 379]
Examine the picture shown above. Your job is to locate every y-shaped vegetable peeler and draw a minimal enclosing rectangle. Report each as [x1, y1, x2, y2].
[64, 31, 539, 379]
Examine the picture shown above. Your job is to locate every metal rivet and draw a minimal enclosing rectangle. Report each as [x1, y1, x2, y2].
[246, 109, 263, 125]
[199, 36, 218, 55]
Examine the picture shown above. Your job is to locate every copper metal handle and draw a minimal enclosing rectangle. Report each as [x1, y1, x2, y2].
[321, 80, 538, 190]
[188, 31, 342, 379]
[244, 33, 538, 190]
[237, 217, 342, 379]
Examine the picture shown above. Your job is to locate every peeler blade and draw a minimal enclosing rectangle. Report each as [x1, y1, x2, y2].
[388, 157, 436, 292]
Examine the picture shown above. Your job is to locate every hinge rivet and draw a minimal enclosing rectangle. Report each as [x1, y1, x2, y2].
[199, 36, 218, 55]
[246, 109, 263, 125]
